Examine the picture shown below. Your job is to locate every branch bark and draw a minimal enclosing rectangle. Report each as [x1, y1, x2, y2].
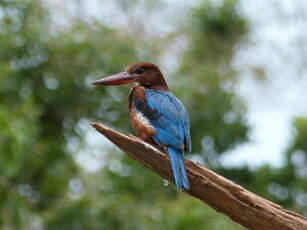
[91, 122, 307, 230]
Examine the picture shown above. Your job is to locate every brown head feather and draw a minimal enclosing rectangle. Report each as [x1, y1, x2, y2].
[125, 62, 169, 91]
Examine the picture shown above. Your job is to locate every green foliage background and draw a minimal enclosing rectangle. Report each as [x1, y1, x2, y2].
[0, 0, 306, 229]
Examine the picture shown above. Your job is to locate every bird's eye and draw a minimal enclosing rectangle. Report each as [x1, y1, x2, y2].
[134, 68, 145, 74]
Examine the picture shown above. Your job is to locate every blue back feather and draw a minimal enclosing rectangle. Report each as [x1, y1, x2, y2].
[133, 89, 191, 190]
[143, 89, 191, 152]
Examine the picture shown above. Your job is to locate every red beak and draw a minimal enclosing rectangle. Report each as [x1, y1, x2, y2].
[92, 72, 135, 86]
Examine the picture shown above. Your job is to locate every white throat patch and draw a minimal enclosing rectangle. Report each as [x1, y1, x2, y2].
[128, 82, 139, 88]
[136, 112, 152, 128]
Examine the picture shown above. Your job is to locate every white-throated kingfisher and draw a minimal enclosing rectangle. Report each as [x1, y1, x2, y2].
[92, 62, 191, 190]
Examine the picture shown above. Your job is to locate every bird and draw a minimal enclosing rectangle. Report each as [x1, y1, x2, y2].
[92, 62, 191, 190]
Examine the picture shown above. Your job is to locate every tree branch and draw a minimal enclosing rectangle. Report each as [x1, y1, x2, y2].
[91, 122, 307, 230]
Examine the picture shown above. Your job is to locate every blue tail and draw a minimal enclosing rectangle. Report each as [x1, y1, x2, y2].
[167, 147, 190, 190]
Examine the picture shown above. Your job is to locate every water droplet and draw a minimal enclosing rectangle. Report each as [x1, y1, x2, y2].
[163, 179, 170, 187]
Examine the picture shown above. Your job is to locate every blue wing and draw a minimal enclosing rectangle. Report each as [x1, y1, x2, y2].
[134, 89, 191, 152]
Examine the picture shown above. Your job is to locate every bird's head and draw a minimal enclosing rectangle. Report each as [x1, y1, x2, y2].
[92, 62, 169, 91]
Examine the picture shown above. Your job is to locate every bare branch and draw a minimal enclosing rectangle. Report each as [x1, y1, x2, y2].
[91, 122, 307, 230]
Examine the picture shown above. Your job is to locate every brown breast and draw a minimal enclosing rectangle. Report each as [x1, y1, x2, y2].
[128, 86, 157, 143]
